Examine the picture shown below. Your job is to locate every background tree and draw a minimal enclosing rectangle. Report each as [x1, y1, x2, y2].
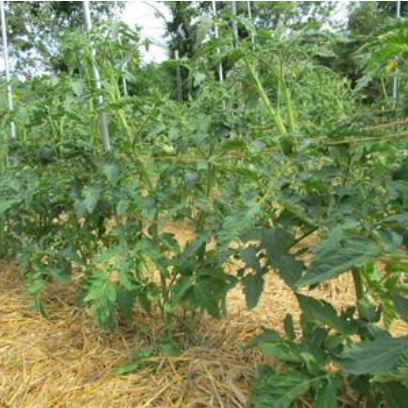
[165, 1, 338, 59]
[163, 1, 338, 100]
[3, 1, 123, 76]
[324, 1, 408, 104]
[249, 1, 337, 30]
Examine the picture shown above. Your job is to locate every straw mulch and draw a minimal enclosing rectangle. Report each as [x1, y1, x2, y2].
[1, 233, 407, 407]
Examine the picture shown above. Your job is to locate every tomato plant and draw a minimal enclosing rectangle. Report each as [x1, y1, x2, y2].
[1, 8, 408, 407]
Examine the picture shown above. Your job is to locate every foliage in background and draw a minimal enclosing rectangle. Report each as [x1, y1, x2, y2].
[3, 1, 123, 76]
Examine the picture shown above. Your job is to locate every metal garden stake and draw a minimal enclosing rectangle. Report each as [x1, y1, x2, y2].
[83, 0, 111, 150]
[392, 1, 401, 108]
[0, 0, 16, 139]
[211, 1, 225, 110]
[247, 1, 255, 45]
[175, 50, 183, 102]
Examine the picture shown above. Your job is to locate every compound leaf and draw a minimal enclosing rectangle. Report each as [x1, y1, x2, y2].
[296, 294, 344, 332]
[340, 336, 408, 376]
[250, 370, 311, 408]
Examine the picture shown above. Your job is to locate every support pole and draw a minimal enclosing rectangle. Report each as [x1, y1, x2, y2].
[211, 1, 225, 110]
[211, 1, 224, 84]
[0, 0, 15, 139]
[114, 2, 128, 98]
[83, 0, 111, 151]
[392, 1, 401, 109]
[175, 50, 183, 102]
[247, 1, 255, 45]
[118, 34, 129, 97]
[231, 1, 238, 47]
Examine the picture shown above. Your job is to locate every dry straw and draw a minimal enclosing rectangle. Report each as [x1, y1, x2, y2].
[0, 228, 407, 407]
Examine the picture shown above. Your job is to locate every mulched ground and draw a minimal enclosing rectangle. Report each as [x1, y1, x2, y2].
[1, 227, 406, 407]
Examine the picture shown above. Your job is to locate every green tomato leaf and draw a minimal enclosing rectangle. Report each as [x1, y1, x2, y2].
[374, 349, 408, 382]
[240, 246, 262, 275]
[117, 288, 136, 324]
[194, 274, 232, 318]
[260, 342, 304, 364]
[340, 336, 408, 376]
[380, 382, 408, 408]
[283, 313, 295, 340]
[83, 184, 102, 214]
[357, 297, 381, 323]
[166, 276, 193, 312]
[117, 199, 129, 216]
[112, 361, 142, 377]
[393, 294, 408, 323]
[250, 370, 311, 408]
[243, 273, 264, 309]
[296, 294, 344, 332]
[260, 228, 304, 288]
[298, 236, 380, 287]
[312, 375, 341, 408]
[0, 199, 16, 216]
[103, 164, 119, 185]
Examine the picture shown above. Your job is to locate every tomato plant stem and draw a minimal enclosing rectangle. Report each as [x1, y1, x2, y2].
[351, 267, 364, 301]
